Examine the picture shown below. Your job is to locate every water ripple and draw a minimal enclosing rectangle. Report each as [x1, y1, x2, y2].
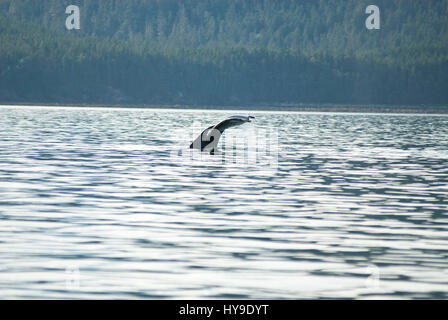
[0, 106, 447, 299]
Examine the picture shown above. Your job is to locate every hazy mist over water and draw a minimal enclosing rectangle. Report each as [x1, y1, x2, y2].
[0, 105, 447, 299]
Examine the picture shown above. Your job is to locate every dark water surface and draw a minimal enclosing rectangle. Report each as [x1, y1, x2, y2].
[0, 106, 447, 299]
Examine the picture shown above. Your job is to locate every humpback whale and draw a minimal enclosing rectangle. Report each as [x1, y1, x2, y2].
[190, 115, 254, 154]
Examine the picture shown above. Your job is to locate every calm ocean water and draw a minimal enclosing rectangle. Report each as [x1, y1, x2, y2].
[0, 105, 447, 299]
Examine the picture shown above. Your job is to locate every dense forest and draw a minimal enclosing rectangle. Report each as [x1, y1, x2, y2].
[1, 0, 448, 106]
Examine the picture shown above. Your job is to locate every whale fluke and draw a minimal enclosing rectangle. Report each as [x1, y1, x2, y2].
[190, 115, 254, 154]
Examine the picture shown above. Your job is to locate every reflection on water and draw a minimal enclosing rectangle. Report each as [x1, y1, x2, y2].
[0, 105, 447, 299]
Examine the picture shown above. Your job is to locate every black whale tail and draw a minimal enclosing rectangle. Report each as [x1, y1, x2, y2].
[190, 115, 254, 153]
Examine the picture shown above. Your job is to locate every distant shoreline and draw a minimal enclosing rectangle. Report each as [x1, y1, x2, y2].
[1, 102, 448, 114]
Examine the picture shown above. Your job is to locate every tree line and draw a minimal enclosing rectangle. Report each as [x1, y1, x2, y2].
[1, 0, 447, 106]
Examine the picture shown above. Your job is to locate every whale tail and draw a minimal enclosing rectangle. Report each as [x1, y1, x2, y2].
[190, 115, 254, 154]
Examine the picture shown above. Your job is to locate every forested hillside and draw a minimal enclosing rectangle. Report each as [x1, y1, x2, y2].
[1, 0, 448, 106]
